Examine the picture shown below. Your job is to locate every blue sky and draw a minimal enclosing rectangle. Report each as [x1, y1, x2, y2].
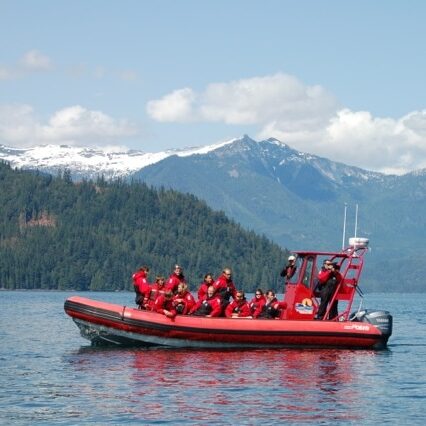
[1, 0, 425, 174]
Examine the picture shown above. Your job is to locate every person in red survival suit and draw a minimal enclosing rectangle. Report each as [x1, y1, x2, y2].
[197, 273, 214, 301]
[166, 264, 186, 294]
[189, 285, 223, 317]
[173, 282, 196, 315]
[213, 267, 237, 302]
[147, 276, 166, 310]
[253, 290, 286, 319]
[225, 291, 252, 318]
[316, 262, 342, 320]
[132, 265, 151, 309]
[249, 288, 266, 315]
[153, 290, 177, 318]
[318, 259, 333, 285]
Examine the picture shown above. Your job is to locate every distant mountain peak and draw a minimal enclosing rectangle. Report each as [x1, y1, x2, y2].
[0, 136, 385, 183]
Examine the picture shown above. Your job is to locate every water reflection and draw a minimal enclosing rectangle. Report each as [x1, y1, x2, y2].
[64, 347, 381, 423]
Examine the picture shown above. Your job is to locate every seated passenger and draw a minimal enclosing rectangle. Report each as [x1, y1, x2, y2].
[249, 288, 266, 315]
[153, 290, 177, 318]
[225, 291, 252, 318]
[189, 285, 222, 317]
[253, 290, 286, 319]
[132, 265, 151, 309]
[197, 273, 214, 301]
[147, 276, 166, 310]
[173, 282, 196, 315]
[166, 264, 186, 294]
[213, 268, 237, 302]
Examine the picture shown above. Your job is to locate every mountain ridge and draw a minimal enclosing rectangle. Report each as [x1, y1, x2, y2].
[2, 135, 425, 291]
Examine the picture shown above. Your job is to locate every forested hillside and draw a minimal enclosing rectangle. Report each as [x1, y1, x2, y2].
[0, 162, 288, 292]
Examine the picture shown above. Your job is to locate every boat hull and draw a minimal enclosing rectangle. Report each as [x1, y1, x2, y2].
[64, 296, 390, 350]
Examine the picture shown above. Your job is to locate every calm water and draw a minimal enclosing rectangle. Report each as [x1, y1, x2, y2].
[1, 291, 425, 425]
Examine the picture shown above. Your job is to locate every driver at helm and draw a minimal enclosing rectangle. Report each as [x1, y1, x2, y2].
[281, 255, 297, 280]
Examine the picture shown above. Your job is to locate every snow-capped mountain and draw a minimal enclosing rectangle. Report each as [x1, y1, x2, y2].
[0, 138, 237, 180]
[0, 135, 386, 185]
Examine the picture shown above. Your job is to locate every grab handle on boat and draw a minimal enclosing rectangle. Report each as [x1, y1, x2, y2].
[121, 306, 126, 320]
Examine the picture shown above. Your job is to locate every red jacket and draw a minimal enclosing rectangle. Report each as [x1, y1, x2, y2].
[147, 283, 165, 310]
[189, 295, 223, 317]
[197, 282, 210, 301]
[225, 299, 252, 318]
[153, 294, 177, 318]
[318, 269, 332, 285]
[132, 270, 151, 307]
[317, 269, 342, 288]
[249, 295, 266, 315]
[213, 274, 237, 301]
[173, 290, 196, 315]
[166, 273, 186, 293]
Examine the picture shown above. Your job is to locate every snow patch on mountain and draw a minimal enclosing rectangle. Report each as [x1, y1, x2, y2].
[0, 137, 237, 179]
[0, 135, 390, 184]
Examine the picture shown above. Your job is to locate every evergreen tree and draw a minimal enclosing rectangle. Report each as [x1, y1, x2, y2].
[0, 161, 289, 292]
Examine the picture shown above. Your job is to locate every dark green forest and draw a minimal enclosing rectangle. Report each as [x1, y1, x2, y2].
[0, 162, 288, 292]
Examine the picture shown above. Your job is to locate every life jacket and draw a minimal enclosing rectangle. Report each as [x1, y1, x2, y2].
[258, 299, 280, 319]
[192, 300, 213, 316]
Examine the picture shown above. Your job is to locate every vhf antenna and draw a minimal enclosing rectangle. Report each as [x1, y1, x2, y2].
[354, 204, 359, 238]
[342, 203, 347, 250]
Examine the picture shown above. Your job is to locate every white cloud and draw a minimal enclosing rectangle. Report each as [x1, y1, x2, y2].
[0, 66, 15, 80]
[261, 108, 426, 174]
[119, 70, 138, 81]
[147, 73, 426, 174]
[0, 104, 138, 147]
[0, 50, 52, 79]
[146, 88, 197, 122]
[147, 73, 338, 126]
[20, 50, 52, 71]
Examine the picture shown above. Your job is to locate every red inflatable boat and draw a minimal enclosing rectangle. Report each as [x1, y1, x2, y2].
[64, 238, 392, 350]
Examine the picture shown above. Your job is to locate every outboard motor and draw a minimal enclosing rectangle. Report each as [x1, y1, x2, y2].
[351, 309, 393, 339]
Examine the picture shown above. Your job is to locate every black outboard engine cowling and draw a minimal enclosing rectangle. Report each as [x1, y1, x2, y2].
[351, 309, 393, 340]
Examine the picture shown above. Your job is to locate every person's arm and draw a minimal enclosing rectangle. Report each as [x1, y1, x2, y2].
[209, 298, 223, 317]
[183, 294, 196, 314]
[188, 300, 201, 315]
[225, 302, 235, 318]
[239, 303, 252, 318]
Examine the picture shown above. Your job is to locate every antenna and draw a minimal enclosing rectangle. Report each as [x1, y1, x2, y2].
[342, 203, 347, 250]
[354, 204, 359, 238]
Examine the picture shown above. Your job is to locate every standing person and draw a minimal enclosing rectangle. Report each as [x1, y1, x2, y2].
[132, 266, 151, 309]
[213, 268, 237, 302]
[253, 290, 286, 319]
[166, 264, 186, 294]
[280, 255, 297, 282]
[197, 273, 214, 301]
[316, 262, 342, 320]
[249, 288, 266, 315]
[314, 259, 333, 295]
[189, 286, 223, 317]
[173, 282, 196, 315]
[225, 291, 252, 318]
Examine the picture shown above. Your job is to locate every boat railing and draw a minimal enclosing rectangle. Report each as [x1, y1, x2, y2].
[324, 245, 367, 321]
